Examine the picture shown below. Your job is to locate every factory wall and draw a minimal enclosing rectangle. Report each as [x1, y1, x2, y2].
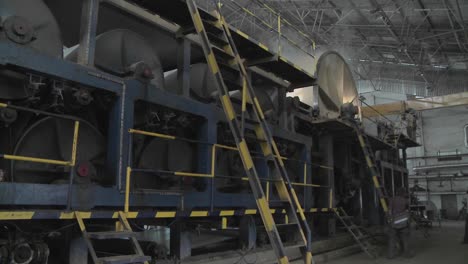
[407, 105, 468, 219]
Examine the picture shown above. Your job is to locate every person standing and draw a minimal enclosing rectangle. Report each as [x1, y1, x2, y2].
[458, 197, 467, 220]
[464, 190, 468, 244]
[387, 188, 413, 258]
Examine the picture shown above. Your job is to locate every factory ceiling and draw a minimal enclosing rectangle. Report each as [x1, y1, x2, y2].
[199, 0, 468, 97]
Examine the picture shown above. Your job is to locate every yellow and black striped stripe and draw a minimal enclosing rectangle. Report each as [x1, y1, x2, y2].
[0, 208, 337, 220]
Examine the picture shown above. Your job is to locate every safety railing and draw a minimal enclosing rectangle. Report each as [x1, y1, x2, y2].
[124, 128, 332, 213]
[0, 102, 80, 209]
[196, 0, 316, 73]
[360, 98, 420, 147]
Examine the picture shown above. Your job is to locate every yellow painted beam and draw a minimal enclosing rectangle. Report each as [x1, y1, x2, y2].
[362, 92, 468, 117]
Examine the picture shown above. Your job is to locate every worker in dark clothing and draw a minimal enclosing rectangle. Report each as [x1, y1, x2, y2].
[464, 190, 468, 244]
[386, 188, 413, 259]
[457, 198, 467, 220]
[465, 217, 468, 244]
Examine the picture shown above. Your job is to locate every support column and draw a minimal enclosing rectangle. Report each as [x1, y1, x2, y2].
[77, 0, 99, 66]
[318, 135, 335, 236]
[197, 118, 215, 210]
[107, 81, 135, 190]
[170, 222, 191, 260]
[278, 88, 288, 130]
[303, 145, 313, 211]
[239, 215, 257, 250]
[402, 148, 409, 192]
[177, 38, 191, 97]
[69, 237, 88, 264]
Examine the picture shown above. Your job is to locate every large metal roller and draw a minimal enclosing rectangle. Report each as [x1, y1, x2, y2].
[66, 29, 165, 89]
[12, 117, 108, 184]
[0, 0, 63, 99]
[45, 0, 200, 71]
[292, 51, 359, 119]
[165, 63, 279, 119]
[164, 63, 217, 100]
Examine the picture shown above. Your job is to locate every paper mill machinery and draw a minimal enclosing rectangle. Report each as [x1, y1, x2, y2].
[0, 0, 416, 263]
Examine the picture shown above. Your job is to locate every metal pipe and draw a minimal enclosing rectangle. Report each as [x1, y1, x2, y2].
[124, 167, 131, 213]
[413, 163, 468, 172]
[1, 154, 71, 166]
[409, 173, 468, 179]
[407, 153, 468, 160]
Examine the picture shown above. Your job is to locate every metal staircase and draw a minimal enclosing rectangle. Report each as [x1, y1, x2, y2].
[185, 1, 313, 263]
[335, 208, 377, 258]
[76, 211, 150, 264]
[384, 133, 402, 148]
[353, 123, 391, 219]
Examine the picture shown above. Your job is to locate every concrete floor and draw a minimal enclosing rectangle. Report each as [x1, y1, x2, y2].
[325, 220, 468, 264]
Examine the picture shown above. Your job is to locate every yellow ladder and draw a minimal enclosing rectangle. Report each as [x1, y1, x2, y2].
[335, 208, 377, 258]
[75, 211, 150, 264]
[353, 123, 390, 218]
[185, 1, 313, 263]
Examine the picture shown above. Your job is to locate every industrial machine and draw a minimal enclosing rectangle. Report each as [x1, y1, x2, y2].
[0, 0, 415, 263]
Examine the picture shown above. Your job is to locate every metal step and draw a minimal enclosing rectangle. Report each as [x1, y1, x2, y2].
[207, 32, 229, 47]
[217, 60, 240, 73]
[223, 76, 243, 91]
[269, 200, 291, 207]
[335, 207, 376, 259]
[198, 9, 218, 21]
[284, 243, 307, 250]
[88, 231, 137, 240]
[99, 254, 151, 264]
[276, 222, 299, 228]
[202, 20, 223, 35]
[212, 45, 235, 60]
[243, 117, 261, 125]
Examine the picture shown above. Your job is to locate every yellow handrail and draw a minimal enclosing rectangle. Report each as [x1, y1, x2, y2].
[1, 121, 80, 167]
[124, 128, 336, 212]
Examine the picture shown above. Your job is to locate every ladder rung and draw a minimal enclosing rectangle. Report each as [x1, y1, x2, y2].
[87, 231, 137, 240]
[207, 32, 229, 47]
[99, 254, 151, 264]
[276, 222, 299, 228]
[202, 20, 224, 35]
[223, 78, 243, 91]
[284, 243, 307, 250]
[199, 9, 218, 22]
[212, 45, 235, 60]
[218, 60, 240, 73]
[243, 134, 268, 143]
[243, 117, 261, 125]
[269, 200, 291, 207]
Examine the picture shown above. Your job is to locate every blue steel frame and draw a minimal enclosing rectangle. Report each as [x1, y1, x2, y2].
[0, 41, 318, 212]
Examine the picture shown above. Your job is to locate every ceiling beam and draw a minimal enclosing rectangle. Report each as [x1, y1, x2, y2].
[443, 0, 465, 53]
[414, 0, 450, 65]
